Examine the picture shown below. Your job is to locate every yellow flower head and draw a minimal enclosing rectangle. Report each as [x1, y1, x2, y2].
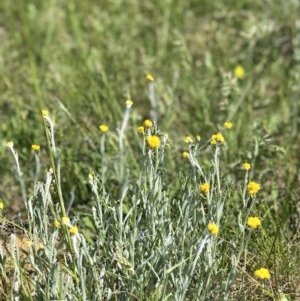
[54, 220, 61, 228]
[234, 65, 245, 79]
[22, 240, 32, 248]
[182, 151, 189, 158]
[254, 268, 271, 280]
[196, 135, 201, 141]
[247, 181, 261, 196]
[70, 226, 79, 234]
[200, 182, 210, 193]
[146, 74, 154, 81]
[211, 133, 224, 146]
[31, 144, 40, 151]
[224, 121, 233, 129]
[207, 223, 219, 236]
[125, 99, 133, 108]
[144, 119, 153, 127]
[6, 141, 13, 148]
[184, 136, 193, 143]
[0, 202, 4, 210]
[137, 126, 145, 134]
[42, 110, 49, 117]
[62, 216, 70, 226]
[99, 124, 109, 133]
[146, 135, 161, 149]
[247, 217, 262, 229]
[242, 162, 251, 171]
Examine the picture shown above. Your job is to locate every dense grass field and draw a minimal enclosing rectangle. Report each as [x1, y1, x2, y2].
[1, 0, 300, 300]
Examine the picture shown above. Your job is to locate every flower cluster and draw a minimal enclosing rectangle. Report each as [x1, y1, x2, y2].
[32, 144, 40, 151]
[99, 124, 109, 133]
[211, 133, 224, 146]
[247, 181, 261, 195]
[184, 136, 193, 143]
[144, 119, 153, 127]
[254, 268, 271, 280]
[207, 223, 219, 236]
[200, 182, 210, 193]
[247, 217, 262, 229]
[224, 121, 233, 129]
[242, 162, 251, 171]
[234, 65, 245, 79]
[146, 135, 161, 149]
[54, 216, 79, 235]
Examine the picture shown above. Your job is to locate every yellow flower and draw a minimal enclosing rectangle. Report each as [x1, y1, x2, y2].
[31, 144, 40, 151]
[88, 173, 94, 180]
[182, 151, 189, 158]
[184, 136, 193, 143]
[146, 135, 161, 149]
[0, 202, 3, 209]
[70, 226, 79, 234]
[211, 133, 224, 145]
[146, 74, 154, 81]
[6, 141, 13, 148]
[125, 99, 133, 108]
[242, 162, 251, 171]
[62, 216, 70, 226]
[196, 135, 201, 141]
[247, 217, 262, 229]
[254, 268, 271, 280]
[54, 220, 61, 228]
[99, 124, 109, 133]
[137, 126, 145, 134]
[144, 119, 153, 127]
[200, 182, 210, 193]
[207, 223, 219, 235]
[247, 181, 261, 195]
[42, 110, 49, 117]
[224, 121, 233, 129]
[22, 240, 32, 248]
[234, 65, 245, 79]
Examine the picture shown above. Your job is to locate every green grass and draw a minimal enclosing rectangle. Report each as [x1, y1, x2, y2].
[1, 0, 300, 300]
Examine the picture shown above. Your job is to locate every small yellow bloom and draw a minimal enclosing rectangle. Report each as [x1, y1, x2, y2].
[137, 126, 145, 134]
[247, 217, 262, 229]
[234, 65, 245, 79]
[247, 181, 261, 196]
[70, 226, 79, 234]
[88, 173, 94, 180]
[146, 135, 161, 149]
[146, 74, 154, 81]
[254, 268, 271, 280]
[144, 119, 153, 127]
[6, 141, 13, 148]
[0, 202, 3, 209]
[207, 223, 219, 236]
[184, 136, 193, 143]
[224, 121, 233, 129]
[31, 144, 40, 151]
[196, 135, 201, 141]
[62, 216, 70, 226]
[125, 99, 133, 108]
[242, 162, 251, 171]
[42, 110, 49, 117]
[211, 133, 224, 146]
[54, 220, 61, 228]
[99, 124, 109, 133]
[182, 151, 189, 158]
[200, 182, 210, 193]
[22, 240, 32, 248]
